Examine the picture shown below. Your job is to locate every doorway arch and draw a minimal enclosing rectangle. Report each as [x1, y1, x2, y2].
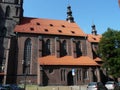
[67, 71, 74, 85]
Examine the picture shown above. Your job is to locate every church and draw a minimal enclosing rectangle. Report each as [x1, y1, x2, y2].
[0, 0, 105, 86]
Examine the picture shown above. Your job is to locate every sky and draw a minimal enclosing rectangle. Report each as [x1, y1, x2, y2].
[23, 0, 120, 35]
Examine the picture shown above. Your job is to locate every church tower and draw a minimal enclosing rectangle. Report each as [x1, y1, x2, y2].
[0, 0, 23, 35]
[0, 0, 23, 84]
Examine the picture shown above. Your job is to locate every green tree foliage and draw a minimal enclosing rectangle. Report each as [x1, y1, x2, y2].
[98, 28, 120, 78]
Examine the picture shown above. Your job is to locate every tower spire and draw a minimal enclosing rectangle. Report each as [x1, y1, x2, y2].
[91, 24, 97, 35]
[66, 5, 74, 23]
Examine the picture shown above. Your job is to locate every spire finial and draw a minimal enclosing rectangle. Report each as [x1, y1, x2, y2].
[66, 4, 75, 23]
[67, 0, 70, 5]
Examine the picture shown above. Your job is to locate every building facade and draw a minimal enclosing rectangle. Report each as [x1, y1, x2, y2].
[0, 0, 106, 85]
[0, 0, 23, 84]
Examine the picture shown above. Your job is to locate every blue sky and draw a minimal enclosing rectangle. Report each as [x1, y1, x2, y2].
[23, 0, 120, 34]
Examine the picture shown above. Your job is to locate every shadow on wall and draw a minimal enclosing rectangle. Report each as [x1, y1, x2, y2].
[92, 70, 97, 82]
[7, 37, 18, 83]
[0, 5, 6, 83]
[99, 69, 115, 84]
[67, 71, 74, 86]
[42, 71, 49, 86]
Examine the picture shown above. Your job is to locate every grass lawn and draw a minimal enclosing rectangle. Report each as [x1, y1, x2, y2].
[19, 84, 39, 90]
[18, 84, 87, 90]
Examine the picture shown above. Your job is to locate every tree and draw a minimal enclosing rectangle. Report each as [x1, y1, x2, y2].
[98, 28, 120, 79]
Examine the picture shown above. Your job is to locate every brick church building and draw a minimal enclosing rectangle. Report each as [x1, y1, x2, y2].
[0, 0, 105, 86]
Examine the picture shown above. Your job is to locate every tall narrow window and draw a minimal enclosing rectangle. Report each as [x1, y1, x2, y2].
[76, 41, 82, 57]
[64, 70, 66, 81]
[79, 70, 81, 80]
[61, 69, 65, 81]
[60, 40, 67, 57]
[23, 38, 32, 74]
[76, 69, 81, 81]
[84, 69, 88, 79]
[45, 39, 51, 55]
[5, 6, 10, 17]
[76, 70, 82, 81]
[63, 40, 67, 51]
[61, 70, 63, 81]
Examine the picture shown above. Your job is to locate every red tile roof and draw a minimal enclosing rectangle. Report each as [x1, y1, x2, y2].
[14, 17, 86, 37]
[38, 56, 99, 66]
[87, 34, 102, 43]
[94, 57, 102, 62]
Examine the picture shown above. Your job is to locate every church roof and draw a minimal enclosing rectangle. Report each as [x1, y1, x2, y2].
[14, 17, 86, 37]
[87, 34, 102, 43]
[38, 56, 99, 66]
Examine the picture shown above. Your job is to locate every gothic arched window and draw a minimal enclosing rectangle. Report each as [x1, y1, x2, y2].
[60, 40, 67, 57]
[45, 39, 51, 56]
[5, 6, 10, 17]
[76, 41, 82, 57]
[23, 38, 32, 74]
